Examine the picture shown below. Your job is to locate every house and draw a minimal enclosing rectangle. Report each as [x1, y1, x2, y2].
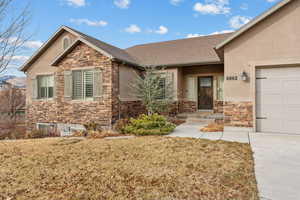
[21, 0, 300, 135]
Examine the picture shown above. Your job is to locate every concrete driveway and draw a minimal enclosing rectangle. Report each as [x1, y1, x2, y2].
[168, 123, 250, 143]
[250, 133, 300, 200]
[170, 124, 300, 200]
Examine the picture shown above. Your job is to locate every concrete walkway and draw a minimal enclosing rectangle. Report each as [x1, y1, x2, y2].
[250, 132, 300, 200]
[168, 123, 250, 143]
[170, 123, 300, 200]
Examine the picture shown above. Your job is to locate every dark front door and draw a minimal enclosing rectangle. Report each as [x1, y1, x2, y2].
[198, 76, 213, 110]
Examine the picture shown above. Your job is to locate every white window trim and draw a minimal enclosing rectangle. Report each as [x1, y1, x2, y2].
[37, 74, 54, 100]
[72, 69, 94, 101]
[62, 36, 71, 50]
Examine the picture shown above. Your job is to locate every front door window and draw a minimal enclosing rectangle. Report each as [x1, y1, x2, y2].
[198, 77, 213, 110]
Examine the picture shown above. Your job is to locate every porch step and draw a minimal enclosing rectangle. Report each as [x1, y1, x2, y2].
[186, 118, 215, 124]
[178, 112, 224, 125]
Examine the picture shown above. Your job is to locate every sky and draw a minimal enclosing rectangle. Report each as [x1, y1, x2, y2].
[5, 0, 279, 76]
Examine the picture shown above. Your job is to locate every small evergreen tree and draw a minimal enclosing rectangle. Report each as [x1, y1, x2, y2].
[131, 66, 174, 115]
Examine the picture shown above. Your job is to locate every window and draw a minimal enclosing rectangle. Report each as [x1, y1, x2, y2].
[37, 75, 54, 99]
[157, 77, 166, 99]
[216, 76, 224, 101]
[63, 37, 70, 50]
[72, 70, 94, 100]
[37, 123, 56, 136]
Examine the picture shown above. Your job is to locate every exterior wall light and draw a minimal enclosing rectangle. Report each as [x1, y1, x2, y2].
[240, 71, 248, 81]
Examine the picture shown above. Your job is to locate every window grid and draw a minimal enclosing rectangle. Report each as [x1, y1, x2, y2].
[37, 75, 54, 99]
[72, 70, 94, 100]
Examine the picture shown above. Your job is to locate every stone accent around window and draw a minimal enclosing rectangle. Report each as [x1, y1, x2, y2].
[223, 101, 253, 128]
[26, 42, 115, 133]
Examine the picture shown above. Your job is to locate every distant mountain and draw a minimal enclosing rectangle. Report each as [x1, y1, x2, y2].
[0, 75, 16, 82]
[0, 75, 26, 88]
[6, 77, 26, 88]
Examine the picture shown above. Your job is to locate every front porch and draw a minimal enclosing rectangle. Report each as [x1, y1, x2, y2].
[169, 64, 224, 114]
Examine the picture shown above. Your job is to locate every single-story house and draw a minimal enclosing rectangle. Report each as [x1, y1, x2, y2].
[21, 0, 300, 135]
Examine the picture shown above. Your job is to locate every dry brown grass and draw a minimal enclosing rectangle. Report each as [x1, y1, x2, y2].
[200, 123, 224, 132]
[0, 137, 258, 200]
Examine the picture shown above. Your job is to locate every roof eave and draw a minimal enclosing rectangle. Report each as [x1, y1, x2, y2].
[142, 60, 223, 68]
[20, 25, 89, 72]
[215, 0, 292, 50]
[51, 37, 115, 66]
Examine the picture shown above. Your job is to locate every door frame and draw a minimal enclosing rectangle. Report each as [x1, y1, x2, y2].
[198, 76, 214, 110]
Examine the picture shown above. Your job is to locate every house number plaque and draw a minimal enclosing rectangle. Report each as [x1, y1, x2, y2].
[226, 76, 238, 80]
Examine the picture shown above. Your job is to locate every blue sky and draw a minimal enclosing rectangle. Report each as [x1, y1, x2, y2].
[6, 0, 279, 76]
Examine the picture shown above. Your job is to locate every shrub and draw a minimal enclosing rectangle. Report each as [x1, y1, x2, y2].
[83, 122, 102, 132]
[86, 131, 104, 139]
[123, 114, 176, 136]
[72, 130, 88, 137]
[114, 118, 130, 134]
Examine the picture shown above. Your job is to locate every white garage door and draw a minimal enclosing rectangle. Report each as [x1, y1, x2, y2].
[256, 67, 300, 134]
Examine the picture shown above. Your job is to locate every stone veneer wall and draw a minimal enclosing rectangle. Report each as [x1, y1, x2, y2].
[119, 101, 146, 119]
[179, 101, 197, 113]
[213, 101, 224, 113]
[223, 101, 253, 127]
[26, 43, 116, 132]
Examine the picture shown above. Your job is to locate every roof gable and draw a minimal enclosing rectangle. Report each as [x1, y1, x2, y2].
[216, 0, 293, 50]
[20, 26, 139, 72]
[20, 26, 82, 72]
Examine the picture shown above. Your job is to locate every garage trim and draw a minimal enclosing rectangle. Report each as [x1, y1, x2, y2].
[249, 58, 300, 132]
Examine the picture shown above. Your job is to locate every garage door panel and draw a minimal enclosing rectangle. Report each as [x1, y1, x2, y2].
[283, 105, 300, 119]
[256, 79, 281, 93]
[282, 80, 300, 92]
[256, 67, 300, 134]
[284, 94, 300, 104]
[256, 93, 282, 105]
[256, 104, 283, 118]
[282, 121, 300, 134]
[256, 119, 282, 133]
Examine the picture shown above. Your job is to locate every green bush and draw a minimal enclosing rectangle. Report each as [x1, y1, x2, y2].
[123, 114, 176, 136]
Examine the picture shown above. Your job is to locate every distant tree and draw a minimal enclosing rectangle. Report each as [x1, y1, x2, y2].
[0, 0, 30, 74]
[131, 67, 174, 115]
[0, 87, 25, 122]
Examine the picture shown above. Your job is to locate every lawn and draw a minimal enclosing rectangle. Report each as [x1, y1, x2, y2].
[0, 137, 258, 200]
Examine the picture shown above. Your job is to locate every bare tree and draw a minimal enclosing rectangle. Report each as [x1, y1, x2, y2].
[0, 0, 30, 74]
[131, 67, 174, 115]
[0, 87, 25, 122]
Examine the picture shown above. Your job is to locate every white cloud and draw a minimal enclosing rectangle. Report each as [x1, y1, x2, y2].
[66, 0, 86, 7]
[186, 30, 233, 38]
[266, 0, 277, 2]
[240, 3, 248, 10]
[170, 0, 183, 6]
[114, 0, 130, 9]
[155, 26, 168, 35]
[70, 18, 108, 27]
[23, 41, 43, 49]
[187, 33, 203, 38]
[229, 15, 251, 29]
[210, 29, 234, 35]
[0, 37, 43, 49]
[193, 0, 230, 15]
[4, 55, 29, 63]
[11, 55, 29, 63]
[125, 24, 141, 34]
